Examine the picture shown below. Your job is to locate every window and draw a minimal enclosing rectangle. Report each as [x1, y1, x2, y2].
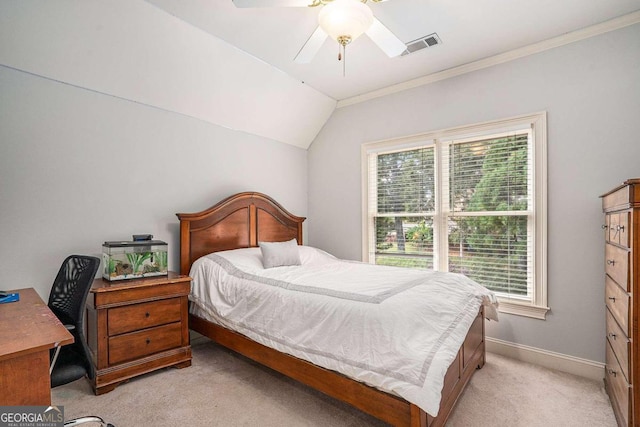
[362, 112, 548, 319]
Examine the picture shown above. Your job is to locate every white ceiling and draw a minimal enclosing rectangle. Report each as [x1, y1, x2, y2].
[146, 0, 640, 101]
[2, 1, 639, 149]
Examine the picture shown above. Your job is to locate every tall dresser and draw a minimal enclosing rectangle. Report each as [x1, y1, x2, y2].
[602, 179, 640, 427]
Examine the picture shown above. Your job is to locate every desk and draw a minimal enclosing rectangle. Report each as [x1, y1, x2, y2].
[0, 288, 74, 405]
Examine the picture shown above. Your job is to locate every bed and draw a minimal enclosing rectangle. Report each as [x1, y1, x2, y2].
[177, 191, 496, 427]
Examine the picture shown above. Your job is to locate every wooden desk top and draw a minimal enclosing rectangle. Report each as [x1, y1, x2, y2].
[0, 288, 74, 362]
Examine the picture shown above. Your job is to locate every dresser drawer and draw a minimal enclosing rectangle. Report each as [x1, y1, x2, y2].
[606, 340, 630, 427]
[607, 213, 619, 244]
[108, 322, 183, 365]
[618, 211, 629, 248]
[607, 212, 630, 248]
[108, 298, 182, 336]
[606, 275, 630, 336]
[605, 243, 630, 291]
[602, 185, 631, 211]
[606, 309, 630, 381]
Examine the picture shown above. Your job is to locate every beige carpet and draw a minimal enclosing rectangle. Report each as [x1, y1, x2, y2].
[53, 339, 617, 426]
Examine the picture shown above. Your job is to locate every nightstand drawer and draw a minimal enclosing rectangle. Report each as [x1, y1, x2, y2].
[108, 298, 182, 336]
[108, 322, 183, 365]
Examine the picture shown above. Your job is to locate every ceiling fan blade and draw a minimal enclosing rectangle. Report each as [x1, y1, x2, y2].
[366, 18, 406, 58]
[294, 26, 328, 63]
[232, 0, 309, 7]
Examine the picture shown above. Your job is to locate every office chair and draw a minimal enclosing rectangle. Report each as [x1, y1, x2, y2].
[48, 255, 115, 427]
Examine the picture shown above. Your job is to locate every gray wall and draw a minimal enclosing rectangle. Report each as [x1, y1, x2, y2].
[0, 66, 308, 301]
[307, 23, 640, 362]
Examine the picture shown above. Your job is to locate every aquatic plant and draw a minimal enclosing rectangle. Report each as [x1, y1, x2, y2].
[126, 252, 152, 274]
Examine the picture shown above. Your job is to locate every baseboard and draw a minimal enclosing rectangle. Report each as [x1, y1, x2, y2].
[486, 337, 605, 382]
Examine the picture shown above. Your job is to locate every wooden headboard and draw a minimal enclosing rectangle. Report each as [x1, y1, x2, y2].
[176, 192, 306, 275]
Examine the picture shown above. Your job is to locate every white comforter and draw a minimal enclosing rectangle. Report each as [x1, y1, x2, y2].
[189, 246, 498, 417]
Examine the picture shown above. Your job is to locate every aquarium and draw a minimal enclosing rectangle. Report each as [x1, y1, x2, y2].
[102, 240, 168, 281]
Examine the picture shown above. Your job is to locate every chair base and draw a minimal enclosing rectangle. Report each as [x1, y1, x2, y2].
[64, 416, 114, 427]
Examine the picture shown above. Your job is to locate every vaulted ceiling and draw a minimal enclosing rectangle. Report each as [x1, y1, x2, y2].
[1, 1, 639, 149]
[148, 0, 640, 102]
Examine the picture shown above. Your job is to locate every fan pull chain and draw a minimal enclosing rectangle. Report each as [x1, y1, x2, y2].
[337, 43, 346, 77]
[336, 35, 351, 77]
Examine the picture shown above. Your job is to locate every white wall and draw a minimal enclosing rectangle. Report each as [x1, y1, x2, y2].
[307, 23, 640, 362]
[0, 1, 335, 149]
[0, 65, 308, 301]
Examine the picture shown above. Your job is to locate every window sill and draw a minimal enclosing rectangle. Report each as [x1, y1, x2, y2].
[497, 299, 549, 320]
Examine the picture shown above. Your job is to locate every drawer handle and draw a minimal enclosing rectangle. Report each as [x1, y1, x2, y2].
[608, 296, 616, 303]
[608, 332, 617, 340]
[607, 260, 616, 266]
[145, 312, 150, 318]
[146, 338, 151, 345]
[609, 224, 625, 238]
[602, 225, 608, 230]
[608, 368, 617, 378]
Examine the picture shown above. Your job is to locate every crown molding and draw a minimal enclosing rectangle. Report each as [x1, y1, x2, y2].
[337, 10, 640, 108]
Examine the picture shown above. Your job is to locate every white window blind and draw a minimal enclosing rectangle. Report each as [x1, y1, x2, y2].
[363, 113, 548, 319]
[371, 146, 436, 269]
[444, 132, 532, 298]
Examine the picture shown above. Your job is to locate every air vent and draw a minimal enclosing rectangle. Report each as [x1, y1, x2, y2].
[401, 33, 442, 56]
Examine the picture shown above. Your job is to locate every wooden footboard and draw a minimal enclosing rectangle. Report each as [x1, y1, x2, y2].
[428, 306, 485, 427]
[190, 306, 485, 427]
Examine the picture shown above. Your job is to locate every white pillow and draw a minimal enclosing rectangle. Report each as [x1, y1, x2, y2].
[214, 247, 264, 272]
[259, 238, 301, 268]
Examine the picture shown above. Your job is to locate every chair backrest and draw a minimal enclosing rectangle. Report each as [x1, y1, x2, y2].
[48, 255, 100, 328]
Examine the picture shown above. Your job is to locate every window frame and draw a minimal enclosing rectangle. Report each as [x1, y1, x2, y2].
[361, 112, 548, 319]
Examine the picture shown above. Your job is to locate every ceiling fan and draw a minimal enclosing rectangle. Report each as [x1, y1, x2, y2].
[232, 0, 406, 64]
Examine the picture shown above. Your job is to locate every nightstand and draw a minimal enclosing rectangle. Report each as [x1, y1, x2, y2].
[86, 272, 192, 395]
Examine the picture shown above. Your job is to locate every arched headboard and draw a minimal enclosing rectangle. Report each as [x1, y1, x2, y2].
[176, 192, 306, 275]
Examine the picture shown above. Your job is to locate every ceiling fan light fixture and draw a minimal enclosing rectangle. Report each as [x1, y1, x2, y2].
[318, 0, 374, 45]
